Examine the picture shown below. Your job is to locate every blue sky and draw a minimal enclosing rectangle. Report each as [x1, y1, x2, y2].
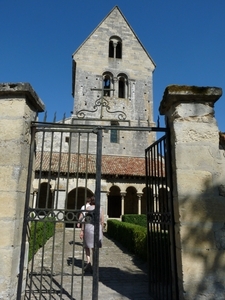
[1, 0, 225, 132]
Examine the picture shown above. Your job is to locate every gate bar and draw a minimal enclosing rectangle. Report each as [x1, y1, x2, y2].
[92, 128, 102, 300]
[31, 121, 167, 132]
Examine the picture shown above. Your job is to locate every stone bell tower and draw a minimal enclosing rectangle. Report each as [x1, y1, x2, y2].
[71, 6, 156, 157]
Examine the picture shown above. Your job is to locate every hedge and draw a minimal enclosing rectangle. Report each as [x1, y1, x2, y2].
[107, 219, 147, 261]
[28, 218, 55, 261]
[122, 214, 147, 227]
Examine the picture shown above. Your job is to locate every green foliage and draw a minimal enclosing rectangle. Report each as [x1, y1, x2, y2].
[28, 218, 55, 261]
[107, 219, 147, 260]
[122, 214, 147, 227]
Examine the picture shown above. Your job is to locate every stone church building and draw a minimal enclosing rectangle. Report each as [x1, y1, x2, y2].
[34, 6, 158, 221]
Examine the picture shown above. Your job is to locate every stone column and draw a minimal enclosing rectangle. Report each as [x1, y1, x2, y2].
[112, 41, 117, 59]
[120, 192, 126, 218]
[114, 78, 118, 98]
[0, 83, 44, 299]
[159, 85, 225, 299]
[33, 191, 37, 209]
[137, 193, 142, 215]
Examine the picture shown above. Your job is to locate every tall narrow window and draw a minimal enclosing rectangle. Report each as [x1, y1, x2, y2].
[116, 41, 122, 58]
[110, 121, 119, 143]
[104, 76, 110, 96]
[108, 36, 122, 59]
[118, 74, 128, 98]
[109, 41, 114, 58]
[119, 78, 125, 98]
[103, 72, 113, 96]
[36, 183, 53, 215]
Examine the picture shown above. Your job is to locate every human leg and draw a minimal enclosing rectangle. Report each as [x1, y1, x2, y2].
[85, 247, 91, 264]
[83, 247, 93, 274]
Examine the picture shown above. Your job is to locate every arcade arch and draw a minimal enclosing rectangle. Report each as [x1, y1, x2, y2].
[66, 187, 93, 210]
[35, 182, 53, 213]
[65, 187, 94, 226]
[107, 185, 121, 218]
[124, 186, 138, 214]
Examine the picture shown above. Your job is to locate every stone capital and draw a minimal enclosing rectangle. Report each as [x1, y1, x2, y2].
[159, 85, 222, 115]
[0, 82, 45, 112]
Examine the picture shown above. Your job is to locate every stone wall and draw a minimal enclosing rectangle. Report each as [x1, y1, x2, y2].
[159, 85, 225, 299]
[0, 83, 44, 299]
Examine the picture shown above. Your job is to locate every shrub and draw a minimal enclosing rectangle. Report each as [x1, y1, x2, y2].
[122, 214, 147, 227]
[107, 219, 147, 260]
[28, 218, 55, 261]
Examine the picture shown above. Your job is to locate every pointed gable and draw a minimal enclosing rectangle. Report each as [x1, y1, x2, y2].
[72, 6, 155, 67]
[72, 6, 156, 98]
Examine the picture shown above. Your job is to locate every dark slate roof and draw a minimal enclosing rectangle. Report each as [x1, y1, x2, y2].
[35, 152, 164, 177]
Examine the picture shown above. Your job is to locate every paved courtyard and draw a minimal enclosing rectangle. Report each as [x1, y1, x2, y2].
[26, 228, 152, 300]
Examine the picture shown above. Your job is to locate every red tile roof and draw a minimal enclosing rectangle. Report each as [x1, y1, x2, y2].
[35, 152, 151, 177]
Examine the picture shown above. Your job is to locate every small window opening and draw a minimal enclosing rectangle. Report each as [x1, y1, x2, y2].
[118, 74, 128, 98]
[110, 121, 119, 143]
[108, 36, 122, 59]
[116, 41, 122, 58]
[109, 41, 114, 58]
[119, 78, 125, 98]
[104, 76, 111, 96]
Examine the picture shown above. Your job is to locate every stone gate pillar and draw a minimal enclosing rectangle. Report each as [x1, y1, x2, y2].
[159, 85, 225, 299]
[0, 83, 44, 299]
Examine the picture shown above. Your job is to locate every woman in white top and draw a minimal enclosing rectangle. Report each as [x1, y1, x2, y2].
[79, 196, 104, 273]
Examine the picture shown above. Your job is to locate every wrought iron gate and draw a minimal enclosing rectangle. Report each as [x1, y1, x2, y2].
[17, 118, 178, 299]
[17, 121, 102, 300]
[145, 133, 178, 300]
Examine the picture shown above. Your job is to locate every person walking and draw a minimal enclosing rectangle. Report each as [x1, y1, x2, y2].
[79, 196, 104, 274]
[77, 197, 91, 227]
[77, 197, 91, 267]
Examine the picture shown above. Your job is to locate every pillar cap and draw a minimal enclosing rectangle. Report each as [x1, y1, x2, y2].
[159, 85, 222, 115]
[0, 82, 45, 112]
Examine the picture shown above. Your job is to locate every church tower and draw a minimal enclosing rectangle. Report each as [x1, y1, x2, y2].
[71, 6, 156, 157]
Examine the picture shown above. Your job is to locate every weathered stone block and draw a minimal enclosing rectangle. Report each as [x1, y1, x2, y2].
[0, 192, 18, 217]
[0, 118, 25, 141]
[173, 121, 219, 143]
[176, 169, 213, 196]
[0, 166, 27, 193]
[0, 140, 29, 167]
[175, 144, 220, 171]
[0, 220, 15, 247]
[0, 98, 26, 118]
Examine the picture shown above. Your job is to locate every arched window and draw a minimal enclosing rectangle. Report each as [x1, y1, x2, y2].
[36, 182, 53, 214]
[108, 36, 122, 59]
[117, 73, 128, 98]
[103, 72, 113, 96]
[108, 185, 121, 218]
